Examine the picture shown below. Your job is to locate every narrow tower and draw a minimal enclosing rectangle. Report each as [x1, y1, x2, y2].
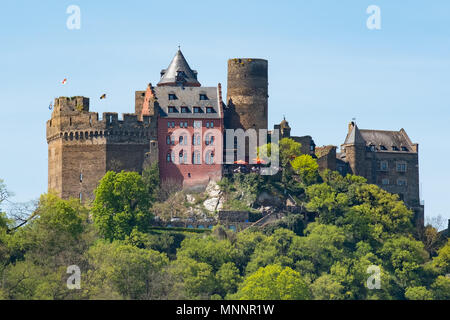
[225, 58, 268, 131]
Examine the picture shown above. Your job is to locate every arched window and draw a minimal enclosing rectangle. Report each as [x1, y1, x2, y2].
[179, 136, 183, 145]
[210, 136, 214, 145]
[205, 134, 210, 145]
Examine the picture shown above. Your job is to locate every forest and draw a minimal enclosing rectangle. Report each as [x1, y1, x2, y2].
[0, 138, 449, 300]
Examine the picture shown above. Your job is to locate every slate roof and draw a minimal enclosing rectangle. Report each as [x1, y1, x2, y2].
[154, 86, 222, 119]
[343, 123, 416, 153]
[158, 50, 201, 87]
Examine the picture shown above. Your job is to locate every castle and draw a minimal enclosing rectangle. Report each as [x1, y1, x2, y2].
[46, 49, 423, 224]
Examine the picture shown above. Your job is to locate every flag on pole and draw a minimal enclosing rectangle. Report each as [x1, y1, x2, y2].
[62, 78, 67, 85]
[100, 94, 106, 99]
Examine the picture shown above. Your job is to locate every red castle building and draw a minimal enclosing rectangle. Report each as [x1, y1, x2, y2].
[139, 50, 224, 189]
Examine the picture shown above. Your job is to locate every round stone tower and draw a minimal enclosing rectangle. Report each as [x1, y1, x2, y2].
[226, 58, 268, 131]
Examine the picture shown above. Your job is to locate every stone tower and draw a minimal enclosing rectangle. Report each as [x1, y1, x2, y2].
[47, 96, 156, 201]
[225, 58, 268, 131]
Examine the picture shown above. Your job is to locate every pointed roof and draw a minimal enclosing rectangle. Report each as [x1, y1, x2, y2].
[344, 123, 365, 145]
[157, 49, 201, 87]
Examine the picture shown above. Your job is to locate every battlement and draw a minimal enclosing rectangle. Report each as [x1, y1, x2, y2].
[47, 97, 157, 144]
[53, 96, 90, 115]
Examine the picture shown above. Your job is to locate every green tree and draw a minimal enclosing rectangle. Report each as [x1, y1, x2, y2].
[142, 162, 160, 203]
[216, 262, 241, 297]
[310, 274, 345, 300]
[432, 240, 450, 275]
[430, 275, 450, 300]
[290, 154, 319, 186]
[405, 286, 433, 300]
[92, 171, 153, 241]
[232, 265, 310, 300]
[86, 241, 168, 299]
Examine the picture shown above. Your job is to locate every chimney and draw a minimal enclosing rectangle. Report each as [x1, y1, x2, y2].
[348, 121, 355, 134]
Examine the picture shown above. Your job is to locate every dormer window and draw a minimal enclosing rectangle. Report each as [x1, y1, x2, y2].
[380, 145, 387, 151]
[168, 94, 177, 100]
[392, 146, 399, 151]
[193, 107, 203, 113]
[206, 107, 215, 113]
[200, 94, 208, 101]
[401, 146, 408, 152]
[168, 106, 178, 113]
[181, 106, 190, 113]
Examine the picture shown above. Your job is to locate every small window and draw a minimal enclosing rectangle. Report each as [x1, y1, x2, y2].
[193, 107, 203, 113]
[167, 153, 171, 162]
[397, 178, 407, 186]
[206, 122, 209, 128]
[380, 161, 388, 171]
[401, 146, 408, 152]
[380, 145, 387, 151]
[392, 146, 399, 151]
[210, 121, 214, 128]
[168, 106, 178, 113]
[167, 122, 171, 128]
[166, 136, 171, 145]
[171, 136, 175, 145]
[396, 162, 407, 172]
[194, 121, 202, 128]
[180, 122, 184, 128]
[171, 121, 175, 128]
[80, 173, 83, 182]
[168, 94, 177, 100]
[188, 173, 191, 178]
[206, 107, 214, 113]
[382, 178, 389, 185]
[199, 94, 208, 100]
[181, 106, 190, 113]
[184, 122, 188, 128]
[369, 145, 376, 152]
[179, 136, 184, 144]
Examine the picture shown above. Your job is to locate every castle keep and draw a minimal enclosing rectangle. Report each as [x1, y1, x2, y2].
[46, 49, 423, 224]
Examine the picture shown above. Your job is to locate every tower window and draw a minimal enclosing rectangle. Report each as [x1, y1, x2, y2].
[200, 94, 208, 100]
[168, 94, 177, 100]
[401, 146, 409, 151]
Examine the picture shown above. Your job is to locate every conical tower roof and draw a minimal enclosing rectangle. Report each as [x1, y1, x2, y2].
[344, 123, 365, 145]
[157, 49, 201, 87]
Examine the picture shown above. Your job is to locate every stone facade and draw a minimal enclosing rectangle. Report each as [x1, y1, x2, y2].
[47, 97, 155, 201]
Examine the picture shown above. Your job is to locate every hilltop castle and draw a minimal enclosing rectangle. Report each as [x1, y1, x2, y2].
[46, 49, 423, 224]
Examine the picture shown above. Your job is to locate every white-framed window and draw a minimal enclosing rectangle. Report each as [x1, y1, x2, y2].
[396, 162, 407, 172]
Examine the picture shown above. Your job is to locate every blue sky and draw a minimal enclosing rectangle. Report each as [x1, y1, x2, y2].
[0, 1, 449, 223]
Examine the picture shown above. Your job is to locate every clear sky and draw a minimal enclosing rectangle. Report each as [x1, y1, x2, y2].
[0, 1, 449, 223]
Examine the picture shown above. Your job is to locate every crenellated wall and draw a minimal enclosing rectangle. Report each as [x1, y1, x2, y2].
[47, 97, 157, 201]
